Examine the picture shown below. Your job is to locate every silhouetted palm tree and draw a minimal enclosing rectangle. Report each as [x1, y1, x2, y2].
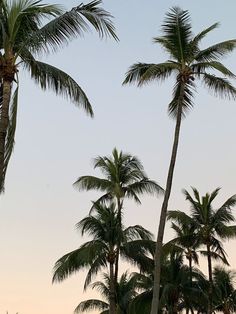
[74, 148, 163, 281]
[0, 0, 118, 192]
[213, 266, 236, 314]
[75, 272, 138, 314]
[123, 7, 236, 313]
[169, 188, 236, 313]
[53, 202, 153, 314]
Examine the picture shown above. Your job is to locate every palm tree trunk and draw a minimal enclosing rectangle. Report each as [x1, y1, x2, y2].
[150, 96, 183, 314]
[115, 197, 122, 283]
[207, 243, 213, 314]
[189, 256, 193, 286]
[0, 79, 13, 192]
[186, 256, 193, 314]
[109, 261, 116, 314]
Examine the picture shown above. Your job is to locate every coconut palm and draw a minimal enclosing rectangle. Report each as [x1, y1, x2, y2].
[166, 211, 200, 285]
[52, 202, 153, 314]
[73, 148, 163, 281]
[179, 187, 236, 314]
[213, 266, 236, 314]
[130, 251, 206, 314]
[123, 7, 236, 313]
[0, 0, 118, 192]
[75, 272, 139, 314]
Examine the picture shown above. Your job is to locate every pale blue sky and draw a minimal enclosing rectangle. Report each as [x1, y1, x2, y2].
[1, 1, 236, 313]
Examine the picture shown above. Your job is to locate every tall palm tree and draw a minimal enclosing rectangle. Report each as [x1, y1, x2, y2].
[213, 266, 236, 314]
[73, 148, 163, 281]
[123, 7, 236, 313]
[75, 272, 138, 314]
[52, 202, 153, 314]
[169, 188, 236, 314]
[0, 0, 118, 192]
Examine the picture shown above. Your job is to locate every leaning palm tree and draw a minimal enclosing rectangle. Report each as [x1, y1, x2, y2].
[0, 0, 118, 192]
[53, 202, 153, 314]
[75, 272, 138, 314]
[213, 266, 236, 314]
[74, 148, 163, 281]
[123, 7, 236, 313]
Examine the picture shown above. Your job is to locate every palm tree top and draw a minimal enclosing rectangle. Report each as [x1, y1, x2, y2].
[73, 148, 164, 205]
[123, 6, 236, 118]
[183, 187, 236, 227]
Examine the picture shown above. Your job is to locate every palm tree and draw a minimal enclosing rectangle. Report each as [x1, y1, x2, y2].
[130, 251, 206, 314]
[213, 266, 236, 314]
[75, 272, 138, 314]
[73, 148, 163, 281]
[0, 0, 118, 192]
[123, 7, 236, 313]
[166, 211, 200, 285]
[177, 187, 236, 314]
[52, 202, 153, 314]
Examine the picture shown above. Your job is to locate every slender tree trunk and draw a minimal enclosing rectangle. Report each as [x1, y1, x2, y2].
[189, 255, 193, 286]
[207, 243, 213, 314]
[0, 79, 13, 192]
[114, 197, 122, 283]
[186, 256, 193, 314]
[150, 96, 183, 314]
[109, 261, 116, 314]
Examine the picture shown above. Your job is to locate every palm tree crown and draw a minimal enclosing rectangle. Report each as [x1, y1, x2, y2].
[74, 148, 163, 210]
[52, 202, 153, 313]
[124, 7, 236, 118]
[213, 266, 236, 314]
[75, 271, 139, 314]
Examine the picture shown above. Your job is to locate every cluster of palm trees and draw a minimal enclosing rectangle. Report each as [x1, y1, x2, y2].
[1, 1, 236, 313]
[53, 149, 236, 314]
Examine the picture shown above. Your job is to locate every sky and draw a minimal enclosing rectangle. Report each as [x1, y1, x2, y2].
[1, 0, 236, 313]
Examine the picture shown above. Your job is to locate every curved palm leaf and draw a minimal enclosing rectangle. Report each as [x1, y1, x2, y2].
[27, 0, 118, 54]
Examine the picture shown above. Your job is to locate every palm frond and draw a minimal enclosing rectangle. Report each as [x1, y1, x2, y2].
[126, 179, 164, 197]
[73, 176, 111, 192]
[74, 299, 108, 313]
[195, 40, 236, 62]
[123, 62, 178, 86]
[52, 240, 107, 283]
[192, 61, 235, 78]
[27, 0, 118, 53]
[124, 225, 153, 241]
[191, 23, 219, 46]
[167, 210, 194, 226]
[84, 253, 107, 289]
[203, 73, 236, 99]
[168, 79, 195, 118]
[159, 7, 192, 61]
[1, 86, 19, 193]
[23, 56, 93, 116]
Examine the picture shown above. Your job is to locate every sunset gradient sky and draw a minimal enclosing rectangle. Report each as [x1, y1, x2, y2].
[1, 1, 236, 313]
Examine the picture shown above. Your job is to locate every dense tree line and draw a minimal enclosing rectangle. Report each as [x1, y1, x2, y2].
[53, 149, 236, 314]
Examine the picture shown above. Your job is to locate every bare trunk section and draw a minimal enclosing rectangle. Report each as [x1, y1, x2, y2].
[150, 97, 183, 314]
[207, 243, 213, 314]
[189, 255, 193, 286]
[109, 261, 116, 314]
[114, 197, 122, 283]
[0, 79, 13, 192]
